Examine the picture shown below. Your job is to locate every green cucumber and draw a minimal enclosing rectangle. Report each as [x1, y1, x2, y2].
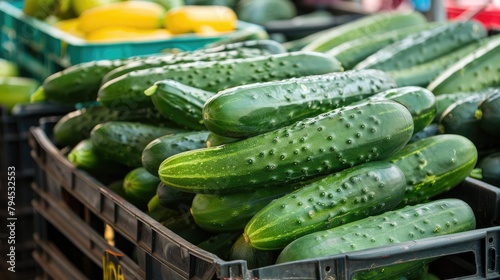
[90, 121, 187, 168]
[408, 123, 439, 143]
[276, 199, 476, 279]
[433, 92, 474, 123]
[98, 51, 343, 110]
[144, 80, 215, 130]
[206, 132, 241, 147]
[363, 86, 436, 134]
[142, 130, 210, 176]
[354, 21, 487, 71]
[159, 212, 212, 245]
[196, 231, 242, 261]
[201, 38, 285, 54]
[387, 39, 484, 87]
[244, 161, 406, 250]
[386, 134, 478, 207]
[479, 89, 500, 136]
[190, 179, 312, 232]
[302, 11, 427, 52]
[101, 48, 270, 85]
[158, 100, 414, 194]
[427, 34, 500, 94]
[122, 167, 161, 210]
[229, 234, 279, 269]
[156, 183, 196, 210]
[202, 69, 397, 138]
[439, 92, 498, 150]
[326, 22, 440, 70]
[469, 151, 500, 187]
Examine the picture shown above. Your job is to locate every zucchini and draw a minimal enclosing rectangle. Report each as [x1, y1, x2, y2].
[101, 48, 271, 85]
[276, 199, 476, 279]
[229, 234, 279, 269]
[144, 80, 215, 130]
[90, 121, 187, 168]
[427, 34, 500, 94]
[363, 86, 436, 134]
[98, 51, 343, 109]
[196, 231, 242, 261]
[206, 132, 241, 147]
[122, 167, 161, 210]
[156, 183, 196, 210]
[142, 130, 210, 176]
[202, 69, 397, 138]
[326, 22, 440, 70]
[470, 151, 500, 187]
[479, 89, 500, 136]
[0, 77, 39, 111]
[302, 11, 427, 52]
[355, 21, 487, 71]
[386, 134, 478, 207]
[387, 39, 483, 87]
[158, 100, 414, 194]
[53, 105, 177, 147]
[244, 161, 406, 250]
[439, 92, 498, 150]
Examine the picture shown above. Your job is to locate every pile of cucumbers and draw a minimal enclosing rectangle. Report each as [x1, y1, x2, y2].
[41, 10, 500, 279]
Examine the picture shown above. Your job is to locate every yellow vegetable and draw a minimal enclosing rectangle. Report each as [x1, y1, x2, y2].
[53, 18, 86, 38]
[164, 5, 237, 34]
[86, 26, 172, 43]
[78, 1, 166, 34]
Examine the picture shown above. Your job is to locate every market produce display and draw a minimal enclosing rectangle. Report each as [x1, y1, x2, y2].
[7, 4, 500, 278]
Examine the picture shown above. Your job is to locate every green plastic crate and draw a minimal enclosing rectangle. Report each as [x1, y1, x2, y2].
[0, 1, 262, 81]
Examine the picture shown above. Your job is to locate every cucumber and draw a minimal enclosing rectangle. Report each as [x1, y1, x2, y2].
[90, 121, 187, 168]
[478, 89, 500, 136]
[386, 134, 478, 207]
[201, 39, 285, 54]
[67, 139, 131, 178]
[408, 123, 439, 143]
[244, 161, 406, 250]
[190, 178, 312, 232]
[144, 80, 215, 130]
[326, 22, 440, 70]
[432, 92, 474, 123]
[276, 199, 476, 279]
[206, 132, 241, 147]
[159, 100, 414, 194]
[302, 11, 428, 52]
[101, 48, 271, 85]
[469, 151, 500, 187]
[229, 234, 279, 269]
[196, 231, 242, 261]
[363, 86, 436, 135]
[387, 39, 483, 87]
[354, 21, 487, 71]
[439, 92, 498, 150]
[427, 34, 500, 94]
[122, 167, 161, 210]
[156, 183, 196, 210]
[0, 77, 39, 111]
[159, 212, 212, 245]
[142, 130, 210, 176]
[53, 105, 177, 147]
[202, 69, 397, 138]
[98, 51, 343, 109]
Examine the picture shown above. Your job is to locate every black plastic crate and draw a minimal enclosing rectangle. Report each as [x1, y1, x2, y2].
[28, 119, 500, 279]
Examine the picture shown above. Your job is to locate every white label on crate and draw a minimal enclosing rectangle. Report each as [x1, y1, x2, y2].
[103, 250, 125, 280]
[6, 166, 16, 273]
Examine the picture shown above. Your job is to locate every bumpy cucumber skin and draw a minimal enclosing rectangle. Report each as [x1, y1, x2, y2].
[479, 89, 500, 136]
[142, 130, 210, 176]
[388, 40, 482, 87]
[302, 11, 427, 52]
[427, 34, 500, 94]
[203, 69, 396, 138]
[90, 121, 187, 168]
[97, 51, 343, 109]
[276, 199, 476, 277]
[355, 21, 487, 71]
[244, 161, 406, 250]
[229, 234, 279, 270]
[386, 134, 478, 207]
[158, 100, 414, 194]
[123, 167, 160, 210]
[206, 132, 241, 147]
[364, 86, 436, 135]
[102, 48, 270, 84]
[53, 105, 176, 147]
[146, 80, 215, 130]
[327, 22, 440, 70]
[439, 93, 498, 150]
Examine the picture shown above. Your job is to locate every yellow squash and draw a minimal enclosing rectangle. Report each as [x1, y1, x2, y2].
[164, 5, 237, 34]
[86, 26, 172, 43]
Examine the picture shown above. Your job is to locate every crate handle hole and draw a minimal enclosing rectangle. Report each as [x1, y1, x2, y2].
[488, 248, 496, 272]
[325, 265, 331, 272]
